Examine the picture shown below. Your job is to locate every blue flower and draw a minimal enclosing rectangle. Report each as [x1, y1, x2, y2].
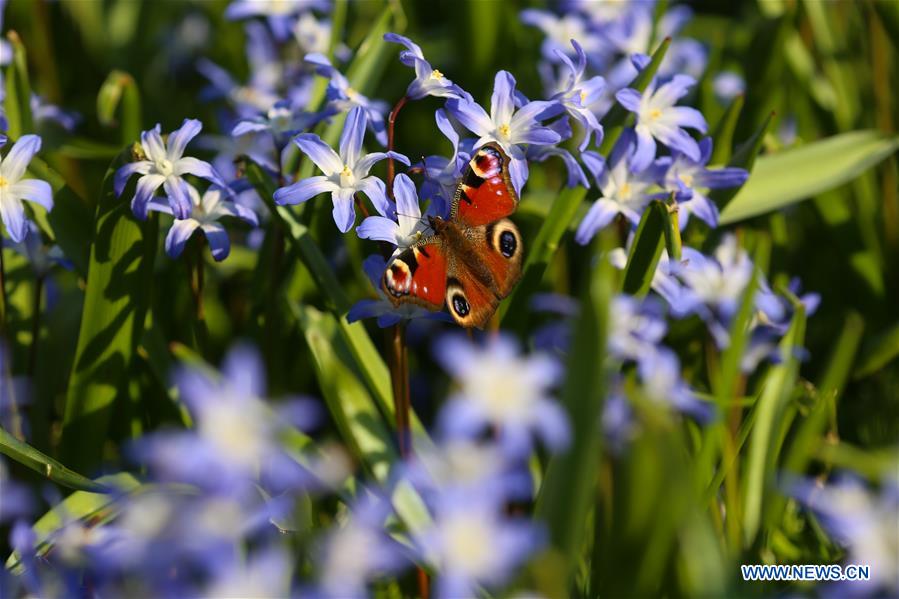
[546, 39, 605, 151]
[433, 334, 569, 458]
[419, 108, 469, 217]
[519, 9, 601, 62]
[305, 53, 390, 145]
[274, 106, 409, 232]
[31, 94, 81, 132]
[225, 0, 329, 41]
[4, 222, 72, 276]
[384, 33, 464, 100]
[574, 132, 666, 245]
[231, 99, 323, 149]
[712, 71, 745, 103]
[659, 137, 748, 228]
[148, 185, 258, 262]
[615, 74, 708, 171]
[637, 348, 712, 421]
[414, 491, 542, 599]
[447, 70, 562, 194]
[357, 172, 429, 248]
[607, 295, 667, 363]
[0, 135, 53, 243]
[347, 255, 450, 328]
[114, 119, 225, 220]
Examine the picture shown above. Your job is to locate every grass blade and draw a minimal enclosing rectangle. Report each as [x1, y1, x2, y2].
[0, 427, 109, 493]
[621, 201, 667, 296]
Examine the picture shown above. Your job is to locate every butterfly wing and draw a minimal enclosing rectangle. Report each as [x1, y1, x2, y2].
[382, 239, 447, 311]
[451, 143, 519, 227]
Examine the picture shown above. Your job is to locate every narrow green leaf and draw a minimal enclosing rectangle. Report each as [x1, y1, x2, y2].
[598, 37, 671, 156]
[97, 70, 143, 145]
[742, 305, 807, 546]
[710, 94, 744, 165]
[621, 201, 667, 296]
[534, 236, 612, 585]
[60, 149, 158, 472]
[3, 31, 33, 139]
[26, 156, 93, 276]
[710, 111, 775, 212]
[720, 130, 899, 224]
[497, 186, 586, 323]
[663, 199, 682, 261]
[853, 320, 899, 379]
[0, 427, 108, 493]
[289, 302, 429, 534]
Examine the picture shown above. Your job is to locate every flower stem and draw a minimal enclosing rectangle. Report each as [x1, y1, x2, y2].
[389, 323, 411, 458]
[188, 237, 209, 353]
[386, 95, 409, 198]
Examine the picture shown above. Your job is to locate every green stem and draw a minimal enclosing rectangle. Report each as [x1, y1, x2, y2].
[188, 238, 209, 354]
[386, 95, 409, 199]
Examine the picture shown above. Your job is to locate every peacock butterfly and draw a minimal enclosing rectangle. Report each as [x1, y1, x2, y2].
[382, 142, 523, 328]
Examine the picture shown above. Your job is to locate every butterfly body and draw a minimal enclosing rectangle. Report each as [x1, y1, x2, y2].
[382, 143, 523, 328]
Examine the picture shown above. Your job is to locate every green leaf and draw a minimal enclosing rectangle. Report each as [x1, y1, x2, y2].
[598, 37, 671, 156]
[710, 94, 744, 165]
[497, 186, 586, 323]
[742, 304, 807, 546]
[0, 427, 109, 493]
[534, 234, 612, 586]
[710, 111, 775, 212]
[26, 156, 94, 277]
[720, 130, 899, 224]
[621, 201, 668, 296]
[59, 148, 159, 472]
[289, 302, 429, 535]
[97, 70, 143, 145]
[853, 319, 899, 379]
[3, 31, 33, 139]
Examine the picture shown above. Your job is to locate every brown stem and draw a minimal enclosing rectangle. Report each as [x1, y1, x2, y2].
[386, 95, 409, 199]
[390, 323, 411, 458]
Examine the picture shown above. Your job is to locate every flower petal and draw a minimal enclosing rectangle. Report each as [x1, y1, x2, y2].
[435, 108, 459, 154]
[173, 157, 220, 184]
[140, 124, 166, 163]
[9, 180, 53, 211]
[356, 216, 399, 244]
[356, 176, 390, 217]
[131, 174, 166, 220]
[163, 176, 194, 220]
[354, 151, 409, 177]
[294, 133, 342, 176]
[490, 70, 517, 126]
[0, 134, 41, 183]
[0, 196, 28, 243]
[630, 125, 657, 172]
[694, 167, 748, 189]
[201, 222, 231, 261]
[667, 106, 708, 134]
[339, 106, 367, 166]
[331, 188, 356, 233]
[114, 161, 152, 197]
[165, 219, 200, 258]
[615, 88, 643, 113]
[273, 175, 338, 206]
[383, 33, 423, 59]
[167, 118, 202, 161]
[447, 97, 493, 137]
[393, 173, 422, 231]
[575, 199, 619, 245]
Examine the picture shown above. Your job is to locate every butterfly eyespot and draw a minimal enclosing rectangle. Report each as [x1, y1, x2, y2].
[451, 293, 470, 317]
[499, 230, 517, 258]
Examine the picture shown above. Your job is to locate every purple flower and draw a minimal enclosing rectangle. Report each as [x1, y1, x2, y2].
[547, 39, 605, 151]
[0, 135, 53, 243]
[434, 334, 569, 458]
[519, 10, 601, 62]
[384, 33, 464, 100]
[148, 185, 258, 262]
[274, 107, 410, 232]
[637, 349, 712, 421]
[419, 109, 469, 217]
[356, 173, 428, 249]
[615, 74, 708, 171]
[231, 100, 323, 149]
[660, 137, 748, 229]
[225, 0, 329, 41]
[305, 53, 390, 145]
[607, 295, 667, 363]
[574, 132, 666, 245]
[713, 71, 745, 103]
[114, 119, 224, 220]
[31, 94, 81, 132]
[447, 70, 562, 194]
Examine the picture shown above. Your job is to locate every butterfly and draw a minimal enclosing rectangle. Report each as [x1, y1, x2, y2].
[381, 142, 523, 328]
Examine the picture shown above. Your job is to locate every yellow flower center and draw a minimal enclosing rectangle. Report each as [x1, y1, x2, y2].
[498, 123, 511, 140]
[339, 165, 355, 187]
[430, 69, 444, 80]
[579, 90, 588, 104]
[156, 158, 174, 177]
[0, 176, 7, 188]
[648, 108, 662, 121]
[346, 87, 359, 101]
[620, 182, 632, 199]
[678, 173, 694, 187]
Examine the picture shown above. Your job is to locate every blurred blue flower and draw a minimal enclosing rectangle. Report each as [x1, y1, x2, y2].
[115, 119, 225, 221]
[520, 9, 601, 62]
[544, 39, 605, 151]
[0, 459, 34, 523]
[447, 70, 562, 194]
[0, 134, 53, 243]
[4, 221, 73, 276]
[434, 334, 569, 458]
[148, 185, 258, 261]
[415, 492, 542, 599]
[305, 53, 390, 145]
[231, 99, 323, 149]
[315, 494, 407, 597]
[526, 144, 589, 188]
[616, 74, 707, 171]
[659, 137, 748, 228]
[638, 349, 712, 421]
[712, 71, 746, 104]
[274, 107, 409, 232]
[790, 473, 899, 597]
[347, 254, 450, 328]
[575, 132, 666, 244]
[384, 33, 464, 100]
[225, 0, 329, 41]
[31, 94, 81, 132]
[607, 294, 667, 363]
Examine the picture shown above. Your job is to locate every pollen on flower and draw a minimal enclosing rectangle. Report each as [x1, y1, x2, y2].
[0, 176, 7, 188]
[648, 108, 663, 121]
[679, 173, 694, 187]
[430, 69, 444, 80]
[620, 182, 632, 199]
[339, 164, 355, 187]
[156, 158, 174, 177]
[498, 123, 511, 140]
[579, 90, 588, 104]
